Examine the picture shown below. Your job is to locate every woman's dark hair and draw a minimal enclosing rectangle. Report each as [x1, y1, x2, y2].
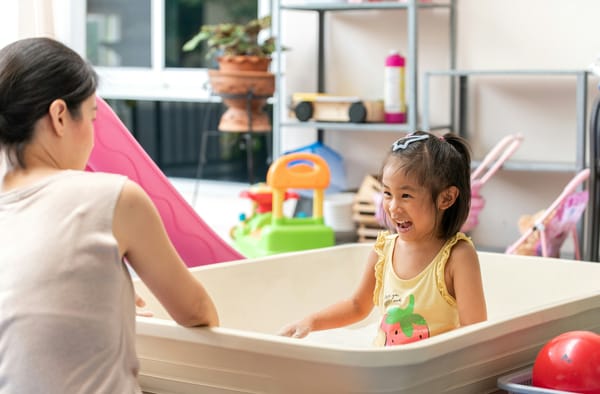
[380, 131, 472, 239]
[0, 37, 98, 167]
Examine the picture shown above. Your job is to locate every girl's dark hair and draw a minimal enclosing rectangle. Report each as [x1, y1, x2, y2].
[381, 130, 472, 239]
[0, 37, 98, 167]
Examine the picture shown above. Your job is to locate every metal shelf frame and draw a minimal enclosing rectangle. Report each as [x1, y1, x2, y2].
[423, 68, 595, 259]
[272, 0, 456, 157]
[422, 69, 589, 172]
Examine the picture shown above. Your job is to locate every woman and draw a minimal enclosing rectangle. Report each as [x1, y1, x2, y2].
[0, 37, 218, 393]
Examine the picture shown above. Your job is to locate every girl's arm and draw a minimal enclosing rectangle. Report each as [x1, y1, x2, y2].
[113, 180, 219, 327]
[446, 241, 488, 326]
[278, 249, 379, 338]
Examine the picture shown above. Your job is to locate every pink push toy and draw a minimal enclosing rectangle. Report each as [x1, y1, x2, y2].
[461, 134, 523, 233]
[86, 96, 244, 267]
[506, 168, 590, 259]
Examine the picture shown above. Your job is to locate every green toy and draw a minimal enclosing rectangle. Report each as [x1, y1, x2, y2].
[231, 152, 335, 257]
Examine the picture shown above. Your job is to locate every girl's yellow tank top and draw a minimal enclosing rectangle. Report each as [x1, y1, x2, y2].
[372, 231, 473, 346]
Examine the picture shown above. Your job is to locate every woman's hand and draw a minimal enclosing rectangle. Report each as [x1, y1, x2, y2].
[135, 293, 154, 317]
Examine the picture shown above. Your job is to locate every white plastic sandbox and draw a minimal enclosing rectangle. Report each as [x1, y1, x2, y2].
[133, 244, 600, 394]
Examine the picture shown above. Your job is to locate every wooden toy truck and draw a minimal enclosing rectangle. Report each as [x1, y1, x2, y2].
[291, 93, 384, 123]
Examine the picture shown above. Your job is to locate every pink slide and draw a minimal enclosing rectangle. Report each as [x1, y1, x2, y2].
[86, 96, 244, 267]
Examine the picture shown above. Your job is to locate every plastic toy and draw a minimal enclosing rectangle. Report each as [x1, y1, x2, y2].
[230, 183, 299, 243]
[291, 93, 384, 123]
[240, 183, 299, 215]
[532, 331, 600, 393]
[284, 141, 347, 195]
[87, 96, 244, 267]
[461, 133, 523, 233]
[506, 168, 590, 259]
[231, 152, 335, 257]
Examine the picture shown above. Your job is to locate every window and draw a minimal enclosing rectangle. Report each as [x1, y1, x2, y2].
[86, 1, 152, 67]
[85, 0, 267, 101]
[165, 0, 260, 69]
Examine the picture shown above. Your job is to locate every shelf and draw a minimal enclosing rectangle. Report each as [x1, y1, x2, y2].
[425, 69, 589, 77]
[281, 1, 452, 12]
[472, 160, 577, 174]
[422, 68, 589, 171]
[281, 120, 412, 132]
[273, 0, 457, 156]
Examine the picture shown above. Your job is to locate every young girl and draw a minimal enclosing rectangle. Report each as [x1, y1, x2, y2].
[279, 131, 487, 346]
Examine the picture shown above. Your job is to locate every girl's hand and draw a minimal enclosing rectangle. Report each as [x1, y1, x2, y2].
[135, 293, 154, 317]
[278, 319, 313, 338]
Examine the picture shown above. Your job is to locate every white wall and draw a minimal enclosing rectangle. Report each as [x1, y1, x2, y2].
[0, 2, 19, 49]
[0, 0, 84, 54]
[279, 0, 600, 253]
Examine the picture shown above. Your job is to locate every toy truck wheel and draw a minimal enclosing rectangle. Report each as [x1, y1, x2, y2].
[348, 101, 367, 123]
[295, 101, 313, 122]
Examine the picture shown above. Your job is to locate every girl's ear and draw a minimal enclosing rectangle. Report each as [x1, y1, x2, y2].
[48, 99, 68, 137]
[437, 186, 459, 210]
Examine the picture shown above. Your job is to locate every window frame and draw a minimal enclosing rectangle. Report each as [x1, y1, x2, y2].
[75, 0, 270, 102]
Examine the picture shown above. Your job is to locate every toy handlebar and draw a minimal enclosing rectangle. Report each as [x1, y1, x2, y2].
[267, 153, 331, 220]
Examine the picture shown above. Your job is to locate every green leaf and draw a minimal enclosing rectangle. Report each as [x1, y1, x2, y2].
[400, 320, 414, 337]
[407, 314, 427, 326]
[385, 306, 406, 324]
[406, 294, 415, 312]
[258, 15, 271, 29]
[181, 15, 284, 57]
[182, 33, 208, 52]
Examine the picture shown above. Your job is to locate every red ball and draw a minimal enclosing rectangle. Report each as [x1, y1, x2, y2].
[532, 331, 600, 394]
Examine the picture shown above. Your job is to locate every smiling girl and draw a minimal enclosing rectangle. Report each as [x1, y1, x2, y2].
[279, 131, 487, 346]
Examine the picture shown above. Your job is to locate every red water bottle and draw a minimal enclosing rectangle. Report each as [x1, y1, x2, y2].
[384, 50, 406, 123]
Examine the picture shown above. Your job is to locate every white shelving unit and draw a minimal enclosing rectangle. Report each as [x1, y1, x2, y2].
[272, 0, 456, 157]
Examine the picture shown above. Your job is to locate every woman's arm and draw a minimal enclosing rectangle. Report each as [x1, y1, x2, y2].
[279, 249, 379, 338]
[446, 241, 487, 326]
[113, 180, 219, 327]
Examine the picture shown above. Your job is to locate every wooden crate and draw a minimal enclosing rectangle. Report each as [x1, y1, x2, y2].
[353, 175, 386, 243]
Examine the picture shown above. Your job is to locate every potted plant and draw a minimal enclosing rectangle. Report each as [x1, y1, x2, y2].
[182, 15, 278, 132]
[182, 15, 276, 72]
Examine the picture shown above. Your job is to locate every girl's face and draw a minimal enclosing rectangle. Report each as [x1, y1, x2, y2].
[381, 162, 440, 242]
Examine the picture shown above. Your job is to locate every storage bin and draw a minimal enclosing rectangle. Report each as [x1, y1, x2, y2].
[323, 192, 356, 231]
[134, 248, 600, 394]
[497, 367, 577, 394]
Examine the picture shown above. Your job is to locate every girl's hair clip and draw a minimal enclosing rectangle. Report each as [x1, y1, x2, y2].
[392, 134, 429, 151]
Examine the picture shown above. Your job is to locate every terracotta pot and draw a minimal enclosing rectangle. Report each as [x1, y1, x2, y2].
[217, 55, 271, 73]
[208, 68, 275, 132]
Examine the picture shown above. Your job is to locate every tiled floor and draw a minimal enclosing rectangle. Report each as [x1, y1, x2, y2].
[168, 177, 251, 245]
